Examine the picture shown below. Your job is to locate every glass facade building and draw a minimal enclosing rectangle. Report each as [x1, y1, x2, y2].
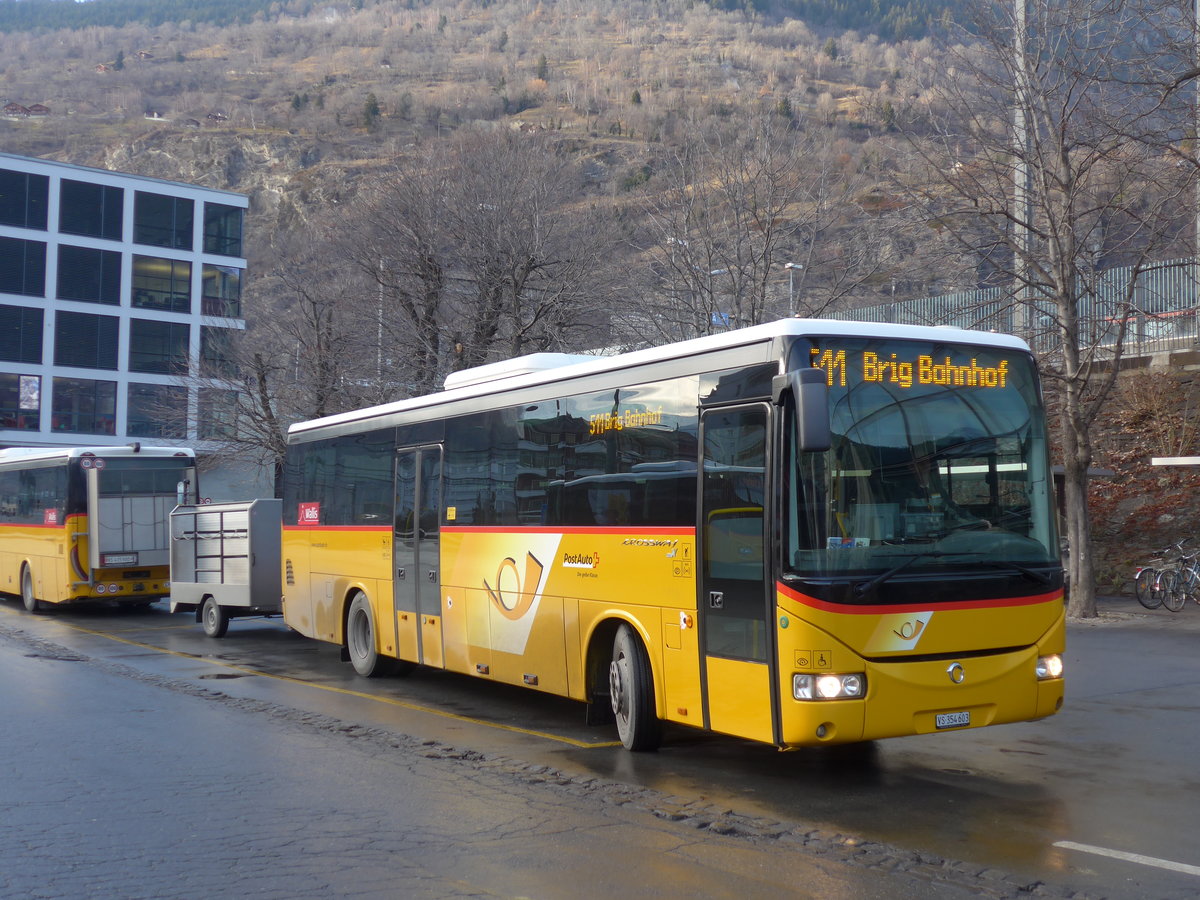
[0, 152, 247, 462]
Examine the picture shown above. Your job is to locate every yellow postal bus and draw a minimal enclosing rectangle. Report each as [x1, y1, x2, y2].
[281, 319, 1064, 750]
[0, 445, 196, 612]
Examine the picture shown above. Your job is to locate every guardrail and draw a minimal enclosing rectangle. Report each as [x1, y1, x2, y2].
[827, 258, 1200, 357]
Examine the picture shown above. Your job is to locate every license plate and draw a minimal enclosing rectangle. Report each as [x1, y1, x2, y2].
[936, 711, 970, 729]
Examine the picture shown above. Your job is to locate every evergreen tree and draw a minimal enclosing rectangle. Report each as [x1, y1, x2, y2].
[363, 93, 380, 129]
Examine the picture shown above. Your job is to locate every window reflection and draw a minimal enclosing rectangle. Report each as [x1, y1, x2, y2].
[51, 377, 116, 434]
[132, 255, 191, 313]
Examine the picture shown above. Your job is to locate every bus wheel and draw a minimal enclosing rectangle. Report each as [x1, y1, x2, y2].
[201, 596, 229, 638]
[609, 624, 661, 751]
[346, 592, 392, 677]
[20, 566, 41, 614]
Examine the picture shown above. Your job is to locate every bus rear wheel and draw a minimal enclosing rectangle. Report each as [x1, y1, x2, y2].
[201, 595, 229, 638]
[609, 624, 661, 751]
[21, 566, 41, 614]
[346, 592, 394, 677]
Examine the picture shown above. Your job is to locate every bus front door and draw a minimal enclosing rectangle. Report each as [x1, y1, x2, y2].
[394, 445, 444, 668]
[699, 404, 776, 745]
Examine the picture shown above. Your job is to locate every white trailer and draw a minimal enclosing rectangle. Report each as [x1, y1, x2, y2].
[169, 498, 282, 637]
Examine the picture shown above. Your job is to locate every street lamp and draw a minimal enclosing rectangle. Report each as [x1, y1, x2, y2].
[708, 269, 729, 327]
[785, 263, 803, 316]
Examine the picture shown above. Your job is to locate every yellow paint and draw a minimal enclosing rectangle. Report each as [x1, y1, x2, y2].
[281, 523, 1066, 749]
[0, 520, 170, 606]
[775, 587, 1066, 747]
[705, 656, 773, 743]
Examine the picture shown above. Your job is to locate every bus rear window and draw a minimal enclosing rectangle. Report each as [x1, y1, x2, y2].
[98, 462, 192, 496]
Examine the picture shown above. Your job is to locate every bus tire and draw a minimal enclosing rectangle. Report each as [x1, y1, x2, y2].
[346, 592, 393, 677]
[201, 595, 229, 638]
[609, 623, 661, 751]
[21, 565, 41, 614]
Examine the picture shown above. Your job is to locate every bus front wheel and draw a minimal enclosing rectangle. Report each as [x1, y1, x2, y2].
[346, 592, 393, 677]
[201, 595, 229, 638]
[21, 566, 41, 614]
[609, 624, 661, 752]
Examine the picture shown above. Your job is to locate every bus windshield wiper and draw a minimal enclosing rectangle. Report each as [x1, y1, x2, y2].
[853, 551, 975, 598]
[979, 560, 1053, 585]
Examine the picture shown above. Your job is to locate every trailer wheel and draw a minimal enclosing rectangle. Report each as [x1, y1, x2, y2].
[201, 595, 229, 638]
[21, 565, 41, 614]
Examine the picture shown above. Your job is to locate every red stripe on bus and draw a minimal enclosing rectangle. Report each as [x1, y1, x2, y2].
[777, 581, 1061, 615]
[281, 525, 391, 532]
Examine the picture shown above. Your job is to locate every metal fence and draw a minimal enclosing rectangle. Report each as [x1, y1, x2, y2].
[826, 258, 1200, 358]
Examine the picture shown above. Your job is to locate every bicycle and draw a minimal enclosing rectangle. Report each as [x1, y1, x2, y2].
[1134, 538, 1191, 610]
[1164, 547, 1200, 612]
[1134, 566, 1172, 610]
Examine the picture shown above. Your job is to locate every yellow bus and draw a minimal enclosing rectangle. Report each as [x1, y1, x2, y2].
[0, 445, 196, 612]
[281, 319, 1064, 750]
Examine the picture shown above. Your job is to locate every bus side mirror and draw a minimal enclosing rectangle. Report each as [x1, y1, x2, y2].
[776, 369, 831, 453]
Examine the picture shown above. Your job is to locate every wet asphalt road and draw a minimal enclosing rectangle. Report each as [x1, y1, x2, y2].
[1, 595, 1198, 899]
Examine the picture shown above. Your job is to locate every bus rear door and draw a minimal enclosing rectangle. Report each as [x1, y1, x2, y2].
[394, 445, 444, 667]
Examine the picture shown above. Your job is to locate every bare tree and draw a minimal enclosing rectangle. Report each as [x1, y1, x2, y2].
[339, 128, 622, 383]
[190, 227, 383, 488]
[630, 112, 877, 344]
[897, 0, 1197, 616]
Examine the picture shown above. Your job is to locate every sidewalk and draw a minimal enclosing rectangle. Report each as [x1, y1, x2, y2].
[1076, 592, 1200, 630]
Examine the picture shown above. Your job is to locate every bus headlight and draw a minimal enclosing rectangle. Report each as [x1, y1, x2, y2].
[1036, 654, 1064, 680]
[794, 673, 866, 701]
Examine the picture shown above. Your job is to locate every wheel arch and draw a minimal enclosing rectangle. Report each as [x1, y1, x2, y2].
[192, 592, 215, 623]
[339, 584, 369, 651]
[583, 614, 661, 716]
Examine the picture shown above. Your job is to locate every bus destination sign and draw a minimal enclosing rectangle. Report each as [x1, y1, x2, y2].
[811, 348, 1011, 390]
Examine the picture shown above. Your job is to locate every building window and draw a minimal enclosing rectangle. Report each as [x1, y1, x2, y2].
[132, 255, 191, 313]
[52, 376, 116, 434]
[198, 388, 239, 439]
[0, 168, 49, 230]
[204, 202, 243, 257]
[0, 305, 43, 364]
[59, 180, 123, 241]
[200, 326, 237, 377]
[134, 191, 193, 250]
[201, 264, 241, 317]
[0, 237, 46, 297]
[127, 383, 188, 438]
[129, 319, 190, 375]
[0, 373, 40, 430]
[54, 311, 119, 370]
[57, 245, 121, 305]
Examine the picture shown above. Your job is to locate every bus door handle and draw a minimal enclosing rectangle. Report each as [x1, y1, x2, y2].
[709, 591, 724, 609]
[397, 567, 406, 580]
[427, 570, 437, 583]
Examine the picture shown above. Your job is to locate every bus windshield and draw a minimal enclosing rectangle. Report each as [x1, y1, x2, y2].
[784, 337, 1058, 580]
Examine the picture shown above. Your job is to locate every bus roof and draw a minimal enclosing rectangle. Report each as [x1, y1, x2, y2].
[289, 317, 1032, 439]
[0, 446, 196, 467]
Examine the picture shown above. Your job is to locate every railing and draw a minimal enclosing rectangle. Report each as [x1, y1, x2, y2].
[827, 258, 1200, 358]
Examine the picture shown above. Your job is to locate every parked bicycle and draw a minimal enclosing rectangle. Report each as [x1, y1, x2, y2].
[1164, 545, 1200, 612]
[1134, 539, 1191, 610]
